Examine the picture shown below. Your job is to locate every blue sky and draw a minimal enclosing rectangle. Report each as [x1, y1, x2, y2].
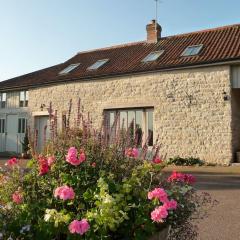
[0, 0, 239, 81]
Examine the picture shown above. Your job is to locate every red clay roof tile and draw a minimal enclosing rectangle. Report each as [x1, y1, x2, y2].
[1, 23, 240, 90]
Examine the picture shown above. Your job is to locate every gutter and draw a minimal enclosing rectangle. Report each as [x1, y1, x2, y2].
[1, 58, 240, 92]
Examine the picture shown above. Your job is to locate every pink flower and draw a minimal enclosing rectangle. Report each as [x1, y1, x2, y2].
[163, 199, 178, 210]
[151, 206, 168, 223]
[125, 147, 139, 158]
[79, 151, 86, 163]
[153, 156, 163, 164]
[6, 157, 19, 167]
[66, 147, 81, 166]
[47, 156, 55, 166]
[12, 191, 23, 204]
[91, 162, 96, 168]
[54, 185, 75, 201]
[69, 219, 90, 235]
[184, 174, 196, 184]
[148, 188, 169, 203]
[168, 171, 196, 185]
[38, 156, 49, 175]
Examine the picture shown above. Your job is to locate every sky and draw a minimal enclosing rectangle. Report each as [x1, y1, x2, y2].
[0, 0, 240, 81]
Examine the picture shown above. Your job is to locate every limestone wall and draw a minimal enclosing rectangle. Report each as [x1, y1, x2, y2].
[29, 65, 232, 164]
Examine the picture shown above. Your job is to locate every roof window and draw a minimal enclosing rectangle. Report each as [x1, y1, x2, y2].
[87, 59, 109, 70]
[181, 45, 203, 56]
[142, 50, 164, 63]
[59, 63, 80, 75]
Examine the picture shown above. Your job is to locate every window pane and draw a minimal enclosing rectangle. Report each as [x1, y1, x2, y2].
[2, 93, 6, 101]
[20, 91, 25, 101]
[26, 91, 29, 101]
[18, 119, 21, 133]
[135, 110, 143, 145]
[147, 110, 153, 146]
[109, 112, 115, 128]
[120, 111, 127, 129]
[127, 111, 135, 127]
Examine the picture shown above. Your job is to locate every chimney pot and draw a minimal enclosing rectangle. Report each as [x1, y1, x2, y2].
[146, 19, 162, 43]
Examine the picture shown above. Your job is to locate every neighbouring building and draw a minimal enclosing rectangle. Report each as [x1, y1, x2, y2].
[1, 20, 240, 165]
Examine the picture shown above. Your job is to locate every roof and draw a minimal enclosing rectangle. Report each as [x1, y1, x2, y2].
[1, 23, 240, 90]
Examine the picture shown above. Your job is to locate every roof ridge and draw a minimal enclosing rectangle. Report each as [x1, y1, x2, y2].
[166, 23, 240, 39]
[76, 41, 147, 55]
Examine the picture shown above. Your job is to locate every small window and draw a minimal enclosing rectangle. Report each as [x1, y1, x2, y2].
[18, 118, 27, 133]
[59, 63, 80, 75]
[0, 93, 6, 108]
[87, 59, 109, 70]
[142, 50, 164, 63]
[0, 119, 5, 133]
[19, 91, 28, 107]
[181, 45, 203, 56]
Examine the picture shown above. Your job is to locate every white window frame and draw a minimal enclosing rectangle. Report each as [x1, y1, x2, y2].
[142, 50, 165, 63]
[0, 93, 7, 109]
[87, 59, 109, 71]
[19, 91, 28, 107]
[59, 63, 80, 75]
[181, 44, 203, 57]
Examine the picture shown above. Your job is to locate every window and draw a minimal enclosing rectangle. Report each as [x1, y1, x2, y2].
[142, 50, 164, 63]
[18, 118, 27, 133]
[104, 108, 154, 146]
[19, 91, 28, 107]
[0, 119, 5, 133]
[59, 63, 80, 75]
[181, 45, 203, 56]
[0, 93, 6, 108]
[87, 59, 109, 70]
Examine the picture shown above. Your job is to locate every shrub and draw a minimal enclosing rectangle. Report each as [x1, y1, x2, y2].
[0, 101, 215, 239]
[167, 156, 204, 166]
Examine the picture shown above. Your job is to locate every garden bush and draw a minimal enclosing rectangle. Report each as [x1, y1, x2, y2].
[167, 156, 204, 166]
[0, 101, 215, 239]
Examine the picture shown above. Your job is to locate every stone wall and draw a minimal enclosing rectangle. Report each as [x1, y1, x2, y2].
[29, 65, 232, 164]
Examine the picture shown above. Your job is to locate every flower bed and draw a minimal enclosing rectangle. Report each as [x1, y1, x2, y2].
[0, 103, 215, 239]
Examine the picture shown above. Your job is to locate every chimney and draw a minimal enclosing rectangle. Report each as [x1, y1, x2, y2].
[146, 19, 162, 43]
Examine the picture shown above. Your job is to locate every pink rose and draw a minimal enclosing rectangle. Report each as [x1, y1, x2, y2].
[12, 191, 23, 204]
[47, 156, 55, 166]
[66, 147, 81, 166]
[153, 156, 163, 164]
[69, 219, 90, 235]
[163, 199, 178, 210]
[125, 147, 139, 158]
[6, 157, 19, 167]
[38, 156, 49, 175]
[151, 206, 168, 223]
[91, 162, 96, 168]
[168, 171, 196, 185]
[79, 151, 86, 163]
[148, 188, 169, 203]
[54, 186, 75, 201]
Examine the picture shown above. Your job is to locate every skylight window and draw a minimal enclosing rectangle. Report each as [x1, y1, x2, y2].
[181, 45, 203, 56]
[87, 59, 109, 70]
[59, 63, 80, 75]
[142, 50, 164, 63]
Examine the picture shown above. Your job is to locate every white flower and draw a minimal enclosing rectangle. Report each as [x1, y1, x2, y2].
[44, 213, 52, 222]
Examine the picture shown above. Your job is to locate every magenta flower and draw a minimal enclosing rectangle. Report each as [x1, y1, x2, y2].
[47, 156, 55, 166]
[54, 186, 75, 201]
[69, 219, 90, 235]
[148, 188, 169, 203]
[12, 191, 23, 204]
[151, 206, 168, 223]
[168, 171, 196, 185]
[66, 147, 86, 166]
[153, 156, 163, 164]
[125, 147, 139, 158]
[5, 157, 18, 167]
[163, 199, 178, 210]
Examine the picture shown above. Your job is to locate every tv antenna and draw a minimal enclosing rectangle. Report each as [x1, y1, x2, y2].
[154, 0, 161, 30]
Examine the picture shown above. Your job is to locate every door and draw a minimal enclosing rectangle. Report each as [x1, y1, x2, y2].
[35, 116, 50, 152]
[6, 115, 18, 152]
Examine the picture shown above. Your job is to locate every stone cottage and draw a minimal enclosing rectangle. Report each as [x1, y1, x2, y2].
[1, 20, 240, 165]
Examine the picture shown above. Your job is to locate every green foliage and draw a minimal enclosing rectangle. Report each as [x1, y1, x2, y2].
[167, 156, 204, 166]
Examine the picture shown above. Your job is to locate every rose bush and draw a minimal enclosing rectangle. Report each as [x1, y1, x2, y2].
[0, 102, 215, 239]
